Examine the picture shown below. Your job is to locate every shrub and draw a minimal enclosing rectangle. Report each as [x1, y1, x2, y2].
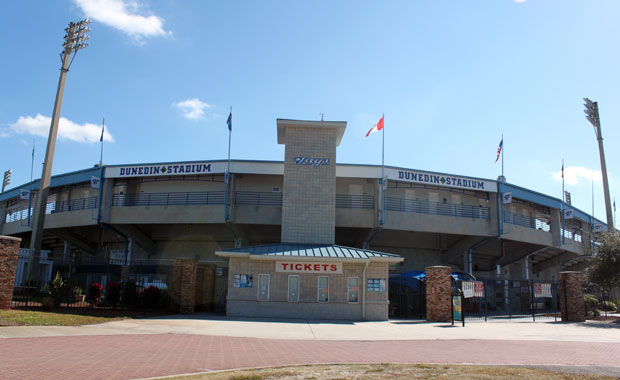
[106, 282, 122, 308]
[43, 272, 70, 308]
[88, 282, 103, 303]
[584, 294, 599, 310]
[142, 286, 161, 309]
[599, 300, 616, 312]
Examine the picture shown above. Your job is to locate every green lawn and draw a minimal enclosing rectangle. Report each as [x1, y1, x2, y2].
[0, 309, 161, 326]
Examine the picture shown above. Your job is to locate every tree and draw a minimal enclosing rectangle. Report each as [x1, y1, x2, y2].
[588, 232, 620, 289]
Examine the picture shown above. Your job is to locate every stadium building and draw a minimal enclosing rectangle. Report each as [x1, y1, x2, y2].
[0, 119, 605, 320]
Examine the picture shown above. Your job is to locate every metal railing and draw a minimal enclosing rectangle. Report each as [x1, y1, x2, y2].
[503, 211, 551, 232]
[5, 197, 98, 223]
[336, 194, 374, 209]
[235, 191, 282, 206]
[112, 191, 226, 207]
[385, 197, 490, 219]
[51, 196, 98, 214]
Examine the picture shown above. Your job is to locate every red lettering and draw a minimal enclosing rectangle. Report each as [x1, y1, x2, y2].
[330, 264, 337, 271]
[295, 264, 302, 270]
[304, 264, 312, 271]
[281, 263, 288, 270]
[314, 264, 320, 271]
[322, 264, 329, 271]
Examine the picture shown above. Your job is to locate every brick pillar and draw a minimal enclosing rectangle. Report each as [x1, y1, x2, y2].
[0, 236, 21, 310]
[425, 266, 452, 322]
[171, 258, 197, 314]
[559, 271, 585, 322]
[195, 264, 216, 312]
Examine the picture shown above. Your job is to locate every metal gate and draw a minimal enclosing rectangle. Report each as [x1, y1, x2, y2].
[213, 266, 228, 313]
[388, 274, 426, 319]
[460, 278, 559, 321]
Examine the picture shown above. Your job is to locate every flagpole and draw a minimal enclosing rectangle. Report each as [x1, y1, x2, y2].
[97, 117, 105, 224]
[28, 139, 35, 226]
[225, 107, 232, 223]
[591, 181, 594, 252]
[501, 133, 504, 179]
[380, 113, 385, 226]
[561, 159, 565, 245]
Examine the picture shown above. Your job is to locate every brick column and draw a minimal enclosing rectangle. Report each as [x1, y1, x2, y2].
[171, 258, 197, 314]
[195, 264, 216, 312]
[559, 271, 585, 322]
[425, 266, 452, 322]
[0, 236, 21, 310]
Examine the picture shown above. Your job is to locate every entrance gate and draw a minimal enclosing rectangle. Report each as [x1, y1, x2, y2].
[460, 278, 559, 321]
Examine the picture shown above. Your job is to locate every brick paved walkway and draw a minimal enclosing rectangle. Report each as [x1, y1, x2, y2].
[1, 334, 619, 380]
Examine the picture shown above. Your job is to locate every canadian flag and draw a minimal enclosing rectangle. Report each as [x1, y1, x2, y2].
[365, 116, 384, 137]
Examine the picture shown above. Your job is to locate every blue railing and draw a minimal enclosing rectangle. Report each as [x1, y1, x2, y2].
[385, 197, 490, 219]
[504, 211, 550, 232]
[336, 194, 374, 209]
[112, 191, 226, 207]
[5, 196, 98, 223]
[235, 191, 282, 206]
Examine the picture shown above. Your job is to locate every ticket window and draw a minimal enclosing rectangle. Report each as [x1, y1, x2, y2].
[288, 275, 300, 302]
[318, 276, 329, 302]
[258, 274, 269, 301]
[348, 277, 359, 303]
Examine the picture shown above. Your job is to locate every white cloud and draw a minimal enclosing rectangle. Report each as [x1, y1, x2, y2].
[552, 166, 602, 185]
[9, 114, 113, 143]
[74, 0, 171, 41]
[515, 0, 527, 3]
[173, 98, 211, 120]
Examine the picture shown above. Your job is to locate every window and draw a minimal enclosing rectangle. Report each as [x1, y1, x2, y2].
[288, 275, 299, 302]
[348, 277, 359, 303]
[257, 274, 269, 301]
[318, 276, 329, 302]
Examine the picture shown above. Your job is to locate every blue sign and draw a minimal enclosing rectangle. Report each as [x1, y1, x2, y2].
[294, 157, 330, 167]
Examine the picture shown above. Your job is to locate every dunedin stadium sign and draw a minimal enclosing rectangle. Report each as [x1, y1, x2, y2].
[386, 168, 497, 193]
[105, 162, 227, 178]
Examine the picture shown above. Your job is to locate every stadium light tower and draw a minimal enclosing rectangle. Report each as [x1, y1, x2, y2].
[28, 19, 90, 283]
[584, 98, 614, 233]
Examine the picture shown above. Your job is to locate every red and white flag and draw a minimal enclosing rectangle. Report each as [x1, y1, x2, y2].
[365, 116, 384, 137]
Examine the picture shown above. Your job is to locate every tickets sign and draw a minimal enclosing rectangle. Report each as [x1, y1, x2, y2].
[275, 261, 342, 274]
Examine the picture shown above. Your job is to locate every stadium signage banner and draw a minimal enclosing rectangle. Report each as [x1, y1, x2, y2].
[275, 261, 343, 274]
[105, 162, 226, 178]
[387, 168, 498, 192]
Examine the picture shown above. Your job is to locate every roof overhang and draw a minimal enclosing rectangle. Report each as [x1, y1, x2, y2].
[277, 119, 347, 146]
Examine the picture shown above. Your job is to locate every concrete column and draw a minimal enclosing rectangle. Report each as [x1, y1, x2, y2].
[100, 178, 114, 223]
[559, 271, 585, 322]
[171, 258, 197, 314]
[195, 264, 216, 312]
[425, 266, 452, 322]
[0, 235, 21, 310]
[550, 209, 562, 247]
[0, 200, 7, 234]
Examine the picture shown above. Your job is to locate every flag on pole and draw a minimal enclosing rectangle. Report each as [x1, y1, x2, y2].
[100, 119, 105, 142]
[561, 162, 564, 179]
[365, 116, 384, 137]
[227, 109, 232, 131]
[494, 138, 503, 163]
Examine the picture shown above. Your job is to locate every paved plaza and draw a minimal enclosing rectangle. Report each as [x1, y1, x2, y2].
[1, 314, 619, 380]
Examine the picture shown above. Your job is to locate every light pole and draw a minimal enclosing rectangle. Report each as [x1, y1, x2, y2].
[2, 169, 11, 193]
[584, 98, 614, 233]
[28, 19, 90, 285]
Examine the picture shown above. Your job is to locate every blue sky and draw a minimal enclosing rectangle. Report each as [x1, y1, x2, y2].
[0, 0, 618, 225]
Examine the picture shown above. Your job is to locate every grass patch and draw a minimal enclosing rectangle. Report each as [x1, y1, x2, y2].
[0, 309, 166, 327]
[160, 364, 617, 380]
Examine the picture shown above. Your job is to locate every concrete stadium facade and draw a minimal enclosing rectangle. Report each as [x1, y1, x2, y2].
[0, 118, 605, 318]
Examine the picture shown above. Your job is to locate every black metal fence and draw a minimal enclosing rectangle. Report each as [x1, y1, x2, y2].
[12, 255, 177, 312]
[460, 279, 559, 321]
[336, 194, 374, 209]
